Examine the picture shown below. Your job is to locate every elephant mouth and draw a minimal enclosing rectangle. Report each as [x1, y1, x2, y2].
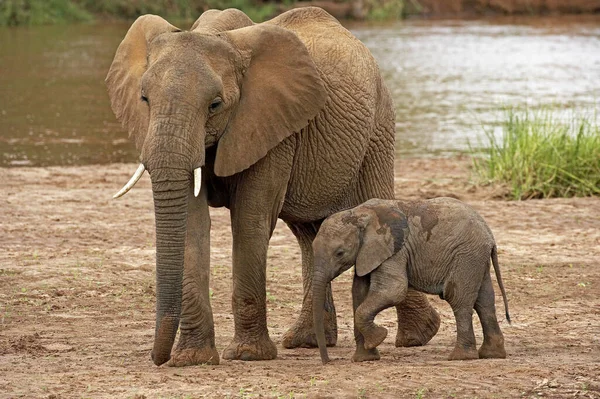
[113, 164, 204, 199]
[204, 129, 219, 147]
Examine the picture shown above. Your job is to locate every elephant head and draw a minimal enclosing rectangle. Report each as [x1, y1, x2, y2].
[312, 200, 407, 363]
[107, 10, 327, 365]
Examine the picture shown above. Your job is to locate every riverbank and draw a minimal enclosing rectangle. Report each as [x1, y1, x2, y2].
[1, 157, 599, 398]
[1, 0, 599, 26]
[406, 0, 600, 18]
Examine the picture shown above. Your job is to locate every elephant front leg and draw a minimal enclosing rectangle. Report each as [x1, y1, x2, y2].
[357, 257, 410, 352]
[221, 198, 282, 361]
[282, 222, 338, 349]
[169, 184, 219, 366]
[351, 274, 380, 362]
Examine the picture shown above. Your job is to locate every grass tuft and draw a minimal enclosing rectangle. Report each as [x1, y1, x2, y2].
[0, 0, 414, 26]
[470, 107, 600, 200]
[365, 0, 405, 20]
[0, 0, 92, 26]
[0, 0, 278, 25]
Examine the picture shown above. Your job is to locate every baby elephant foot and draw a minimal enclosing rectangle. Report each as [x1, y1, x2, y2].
[448, 345, 479, 361]
[352, 346, 381, 362]
[167, 346, 220, 367]
[478, 335, 507, 359]
[363, 326, 388, 350]
[222, 334, 277, 361]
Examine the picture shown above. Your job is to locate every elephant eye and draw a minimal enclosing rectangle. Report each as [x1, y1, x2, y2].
[141, 94, 149, 104]
[335, 249, 345, 258]
[209, 97, 222, 113]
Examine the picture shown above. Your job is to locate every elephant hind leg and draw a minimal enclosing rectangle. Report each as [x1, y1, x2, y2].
[395, 289, 441, 347]
[445, 277, 479, 361]
[281, 221, 338, 349]
[447, 307, 479, 361]
[475, 270, 507, 359]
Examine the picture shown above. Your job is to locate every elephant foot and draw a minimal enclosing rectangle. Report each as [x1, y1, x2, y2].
[352, 346, 381, 362]
[282, 310, 337, 349]
[363, 326, 388, 350]
[478, 335, 506, 359]
[448, 345, 479, 361]
[222, 334, 277, 361]
[395, 297, 441, 347]
[167, 346, 220, 367]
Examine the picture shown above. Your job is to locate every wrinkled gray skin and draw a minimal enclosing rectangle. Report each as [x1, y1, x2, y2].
[313, 198, 510, 363]
[106, 7, 441, 366]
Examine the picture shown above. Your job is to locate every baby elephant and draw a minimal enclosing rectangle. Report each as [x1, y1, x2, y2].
[312, 198, 510, 364]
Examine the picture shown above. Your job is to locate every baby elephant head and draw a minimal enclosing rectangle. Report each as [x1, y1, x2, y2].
[312, 200, 408, 363]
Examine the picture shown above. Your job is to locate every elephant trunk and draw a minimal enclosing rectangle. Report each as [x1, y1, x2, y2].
[149, 168, 189, 365]
[312, 268, 331, 364]
[146, 120, 202, 366]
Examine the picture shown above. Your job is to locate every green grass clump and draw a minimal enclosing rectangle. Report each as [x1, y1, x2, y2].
[0, 0, 92, 26]
[1, 0, 278, 25]
[206, 0, 278, 22]
[365, 0, 405, 21]
[75, 0, 202, 21]
[471, 107, 600, 200]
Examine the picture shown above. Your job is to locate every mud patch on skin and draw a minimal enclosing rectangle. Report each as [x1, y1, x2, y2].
[398, 200, 439, 241]
[369, 205, 409, 252]
[341, 212, 361, 227]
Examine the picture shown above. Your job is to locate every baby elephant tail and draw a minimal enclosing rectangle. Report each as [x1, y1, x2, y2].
[491, 245, 511, 324]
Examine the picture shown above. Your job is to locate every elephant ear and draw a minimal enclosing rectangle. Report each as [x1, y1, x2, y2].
[355, 204, 409, 277]
[214, 24, 328, 177]
[105, 15, 180, 151]
[191, 8, 253, 33]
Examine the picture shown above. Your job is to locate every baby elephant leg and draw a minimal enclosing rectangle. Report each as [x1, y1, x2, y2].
[448, 308, 479, 361]
[475, 271, 506, 359]
[355, 266, 407, 351]
[355, 294, 391, 350]
[351, 274, 380, 362]
[445, 279, 479, 361]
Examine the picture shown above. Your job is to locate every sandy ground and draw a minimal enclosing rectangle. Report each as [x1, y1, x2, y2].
[1, 156, 599, 399]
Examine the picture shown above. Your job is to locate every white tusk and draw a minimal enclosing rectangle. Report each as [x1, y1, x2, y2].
[113, 164, 146, 199]
[193, 167, 202, 197]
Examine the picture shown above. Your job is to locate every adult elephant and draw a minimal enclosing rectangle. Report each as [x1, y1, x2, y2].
[107, 7, 440, 366]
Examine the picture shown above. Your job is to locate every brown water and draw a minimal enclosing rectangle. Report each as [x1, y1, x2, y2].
[0, 24, 133, 166]
[1, 16, 599, 166]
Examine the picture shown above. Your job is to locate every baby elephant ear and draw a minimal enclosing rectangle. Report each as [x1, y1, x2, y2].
[355, 205, 408, 277]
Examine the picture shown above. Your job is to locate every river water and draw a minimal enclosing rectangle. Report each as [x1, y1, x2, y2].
[1, 15, 599, 166]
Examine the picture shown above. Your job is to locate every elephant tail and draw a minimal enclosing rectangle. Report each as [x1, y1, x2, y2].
[491, 245, 511, 324]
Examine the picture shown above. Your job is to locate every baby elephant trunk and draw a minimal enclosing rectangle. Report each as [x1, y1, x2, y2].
[312, 269, 331, 364]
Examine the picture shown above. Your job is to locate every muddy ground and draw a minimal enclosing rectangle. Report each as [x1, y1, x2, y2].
[1, 157, 599, 398]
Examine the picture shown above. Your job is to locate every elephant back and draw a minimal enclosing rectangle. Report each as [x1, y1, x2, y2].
[265, 7, 380, 88]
